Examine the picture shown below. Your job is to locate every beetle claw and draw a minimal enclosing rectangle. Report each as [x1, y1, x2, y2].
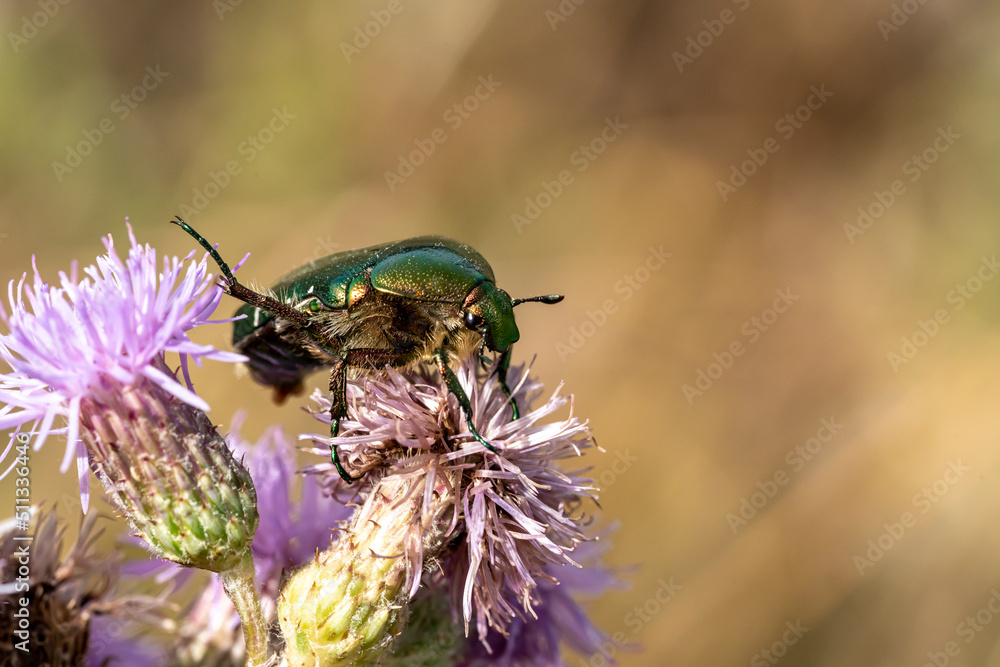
[468, 419, 500, 454]
[329, 416, 360, 483]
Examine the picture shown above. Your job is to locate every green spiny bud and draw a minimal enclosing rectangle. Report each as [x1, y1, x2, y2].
[81, 363, 258, 573]
[278, 472, 458, 667]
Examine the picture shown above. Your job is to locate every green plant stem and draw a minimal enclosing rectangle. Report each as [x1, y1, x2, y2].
[221, 550, 269, 666]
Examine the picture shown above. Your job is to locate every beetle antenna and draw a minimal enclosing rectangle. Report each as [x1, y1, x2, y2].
[170, 216, 236, 282]
[512, 294, 564, 307]
[170, 216, 313, 328]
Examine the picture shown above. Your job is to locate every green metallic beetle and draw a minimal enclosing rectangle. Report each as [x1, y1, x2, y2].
[171, 217, 562, 483]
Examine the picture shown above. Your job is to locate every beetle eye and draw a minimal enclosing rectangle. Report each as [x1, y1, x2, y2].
[464, 311, 485, 331]
[297, 298, 322, 313]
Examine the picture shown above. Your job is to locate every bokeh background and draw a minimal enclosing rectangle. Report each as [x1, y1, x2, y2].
[3, 1, 1000, 665]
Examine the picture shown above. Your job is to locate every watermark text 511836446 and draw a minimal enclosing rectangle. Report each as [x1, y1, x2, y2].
[9, 432, 33, 653]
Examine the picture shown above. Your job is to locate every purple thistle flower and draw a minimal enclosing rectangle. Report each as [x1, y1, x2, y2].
[0, 224, 270, 663]
[0, 223, 243, 512]
[300, 359, 603, 647]
[381, 532, 629, 667]
[456, 529, 631, 667]
[86, 614, 167, 667]
[172, 576, 246, 666]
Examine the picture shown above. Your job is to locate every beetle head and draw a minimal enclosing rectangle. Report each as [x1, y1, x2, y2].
[462, 284, 564, 353]
[462, 282, 520, 352]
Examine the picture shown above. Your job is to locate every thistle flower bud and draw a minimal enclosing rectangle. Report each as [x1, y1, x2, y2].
[278, 470, 459, 667]
[82, 364, 257, 571]
[0, 225, 257, 571]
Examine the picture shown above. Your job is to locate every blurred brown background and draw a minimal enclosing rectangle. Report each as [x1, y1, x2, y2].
[3, 1, 1000, 665]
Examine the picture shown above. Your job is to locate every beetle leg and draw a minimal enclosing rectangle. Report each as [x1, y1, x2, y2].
[433, 348, 498, 453]
[327, 358, 359, 484]
[495, 346, 519, 420]
[327, 346, 423, 483]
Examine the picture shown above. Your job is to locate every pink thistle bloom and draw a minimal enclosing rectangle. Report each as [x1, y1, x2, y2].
[0, 223, 243, 513]
[301, 359, 613, 658]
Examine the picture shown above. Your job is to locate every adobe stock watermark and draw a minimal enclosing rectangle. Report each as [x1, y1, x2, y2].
[8, 432, 32, 654]
[716, 84, 833, 201]
[544, 0, 589, 30]
[51, 65, 170, 182]
[213, 0, 245, 20]
[877, 0, 933, 41]
[176, 107, 295, 218]
[844, 126, 959, 244]
[554, 244, 671, 362]
[682, 288, 799, 404]
[853, 459, 969, 576]
[671, 0, 752, 73]
[750, 620, 809, 666]
[384, 75, 502, 192]
[887, 255, 998, 372]
[726, 417, 843, 534]
[8, 0, 72, 53]
[922, 588, 1000, 667]
[592, 449, 639, 490]
[512, 116, 628, 233]
[574, 577, 682, 667]
[300, 235, 341, 266]
[340, 0, 414, 63]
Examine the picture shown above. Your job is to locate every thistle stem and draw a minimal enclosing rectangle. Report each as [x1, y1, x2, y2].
[221, 550, 269, 666]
